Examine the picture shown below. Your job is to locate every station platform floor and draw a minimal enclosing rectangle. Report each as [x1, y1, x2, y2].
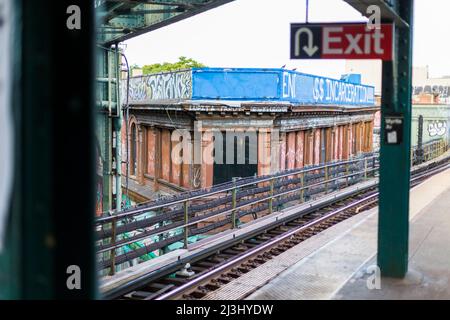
[246, 167, 450, 300]
[203, 166, 450, 300]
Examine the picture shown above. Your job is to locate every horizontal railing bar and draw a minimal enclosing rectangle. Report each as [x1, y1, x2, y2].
[96, 164, 363, 239]
[97, 165, 378, 253]
[97, 154, 378, 223]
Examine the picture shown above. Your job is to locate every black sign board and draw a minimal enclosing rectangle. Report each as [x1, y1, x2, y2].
[384, 115, 403, 145]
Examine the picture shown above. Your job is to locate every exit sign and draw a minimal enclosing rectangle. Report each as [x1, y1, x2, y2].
[290, 23, 394, 60]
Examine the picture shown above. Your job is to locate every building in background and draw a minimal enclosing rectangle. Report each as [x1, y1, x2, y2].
[411, 66, 450, 147]
[120, 68, 378, 201]
[345, 62, 450, 151]
[413, 66, 450, 104]
[345, 60, 382, 150]
[345, 60, 382, 96]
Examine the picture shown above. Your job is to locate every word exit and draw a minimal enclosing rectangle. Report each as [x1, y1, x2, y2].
[290, 23, 394, 60]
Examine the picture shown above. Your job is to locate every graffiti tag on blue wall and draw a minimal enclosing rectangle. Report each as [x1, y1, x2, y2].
[124, 68, 375, 107]
[282, 71, 374, 105]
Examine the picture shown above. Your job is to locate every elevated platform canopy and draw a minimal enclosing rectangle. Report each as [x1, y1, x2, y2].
[124, 67, 376, 107]
[96, 0, 235, 45]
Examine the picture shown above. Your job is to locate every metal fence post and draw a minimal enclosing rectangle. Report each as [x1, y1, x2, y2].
[183, 200, 189, 249]
[268, 178, 274, 214]
[345, 162, 350, 186]
[157, 208, 166, 255]
[231, 178, 237, 229]
[364, 158, 368, 179]
[300, 172, 305, 202]
[324, 165, 329, 193]
[372, 157, 376, 177]
[110, 217, 117, 276]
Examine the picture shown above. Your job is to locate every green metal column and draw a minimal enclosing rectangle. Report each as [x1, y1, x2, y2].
[378, 1, 414, 277]
[96, 44, 122, 214]
[114, 46, 123, 212]
[0, 0, 97, 298]
[0, 0, 22, 299]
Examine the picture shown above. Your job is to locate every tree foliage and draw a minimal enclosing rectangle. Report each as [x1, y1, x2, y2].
[141, 56, 206, 74]
[130, 64, 140, 70]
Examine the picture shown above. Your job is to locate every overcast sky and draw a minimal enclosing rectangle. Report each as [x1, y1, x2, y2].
[123, 0, 450, 79]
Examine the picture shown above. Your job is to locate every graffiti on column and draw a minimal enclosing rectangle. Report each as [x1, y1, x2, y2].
[427, 121, 447, 137]
[95, 136, 103, 216]
[124, 70, 192, 103]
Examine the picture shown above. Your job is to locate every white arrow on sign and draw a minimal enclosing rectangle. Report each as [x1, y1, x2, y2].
[294, 27, 319, 57]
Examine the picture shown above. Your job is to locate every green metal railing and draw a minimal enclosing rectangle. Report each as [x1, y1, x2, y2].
[96, 153, 379, 274]
[412, 138, 449, 165]
[97, 137, 450, 276]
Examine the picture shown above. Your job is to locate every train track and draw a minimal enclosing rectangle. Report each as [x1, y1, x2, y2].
[104, 156, 450, 301]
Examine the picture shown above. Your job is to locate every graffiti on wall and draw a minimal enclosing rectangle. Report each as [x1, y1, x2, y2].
[282, 71, 375, 105]
[125, 70, 192, 103]
[414, 85, 450, 98]
[95, 136, 103, 216]
[193, 165, 201, 189]
[427, 121, 447, 137]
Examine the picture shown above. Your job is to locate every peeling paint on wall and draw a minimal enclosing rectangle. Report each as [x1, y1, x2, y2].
[286, 132, 296, 170]
[314, 130, 321, 165]
[147, 129, 155, 176]
[280, 134, 286, 171]
[333, 128, 339, 161]
[161, 129, 171, 181]
[295, 131, 304, 168]
[171, 135, 181, 186]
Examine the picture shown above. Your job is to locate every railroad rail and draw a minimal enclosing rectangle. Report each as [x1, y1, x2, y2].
[96, 138, 447, 276]
[102, 151, 450, 300]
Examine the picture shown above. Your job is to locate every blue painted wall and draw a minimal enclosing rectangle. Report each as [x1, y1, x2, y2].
[191, 68, 375, 106]
[124, 67, 375, 106]
[192, 68, 280, 101]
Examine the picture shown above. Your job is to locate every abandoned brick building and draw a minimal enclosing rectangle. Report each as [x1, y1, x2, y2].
[121, 68, 378, 200]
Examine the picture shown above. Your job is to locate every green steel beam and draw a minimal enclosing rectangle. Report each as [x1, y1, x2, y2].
[0, 0, 97, 298]
[344, 0, 414, 277]
[96, 45, 122, 215]
[344, 0, 409, 27]
[0, 0, 21, 299]
[95, 2, 237, 215]
[378, 0, 414, 278]
[96, 0, 234, 45]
